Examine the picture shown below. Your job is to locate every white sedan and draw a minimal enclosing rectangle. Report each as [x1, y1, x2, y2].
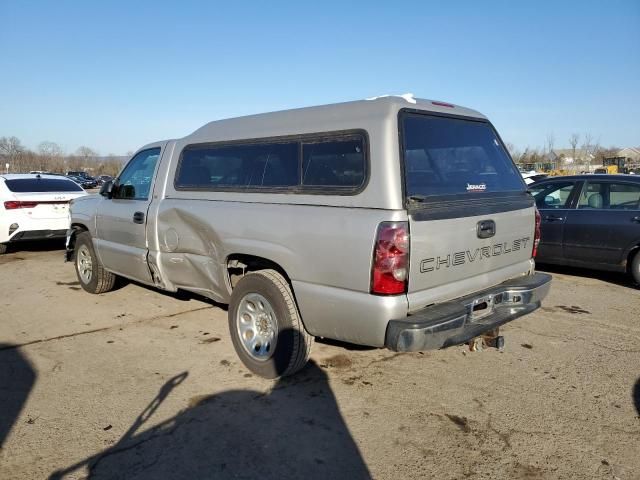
[521, 170, 548, 185]
[0, 174, 87, 254]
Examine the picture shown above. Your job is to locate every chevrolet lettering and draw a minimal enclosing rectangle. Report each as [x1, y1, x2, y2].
[420, 237, 531, 273]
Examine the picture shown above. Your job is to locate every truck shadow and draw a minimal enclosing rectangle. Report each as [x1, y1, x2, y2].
[49, 339, 370, 479]
[2, 238, 66, 254]
[0, 344, 37, 448]
[634, 378, 640, 416]
[536, 263, 638, 289]
[109, 278, 228, 310]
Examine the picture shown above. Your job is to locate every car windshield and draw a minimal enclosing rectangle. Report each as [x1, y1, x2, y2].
[4, 178, 83, 192]
[401, 113, 525, 198]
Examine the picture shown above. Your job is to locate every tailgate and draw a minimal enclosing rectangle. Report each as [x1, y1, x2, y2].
[399, 110, 534, 310]
[408, 205, 535, 309]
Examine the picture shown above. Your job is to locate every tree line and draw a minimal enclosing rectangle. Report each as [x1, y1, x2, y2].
[0, 136, 127, 177]
[505, 133, 620, 170]
[1, 132, 624, 177]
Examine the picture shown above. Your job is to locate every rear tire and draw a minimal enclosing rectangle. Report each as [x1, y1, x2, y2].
[74, 231, 116, 294]
[228, 269, 313, 378]
[631, 250, 640, 285]
[0, 243, 7, 255]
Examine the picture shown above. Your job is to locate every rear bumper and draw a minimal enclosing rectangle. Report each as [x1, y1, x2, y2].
[385, 273, 552, 352]
[7, 229, 67, 242]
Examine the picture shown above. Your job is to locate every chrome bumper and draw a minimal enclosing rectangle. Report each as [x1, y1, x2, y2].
[385, 273, 552, 352]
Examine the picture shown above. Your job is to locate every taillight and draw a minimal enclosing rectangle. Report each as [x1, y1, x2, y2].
[3, 201, 38, 209]
[371, 222, 409, 295]
[532, 209, 541, 258]
[2, 200, 66, 210]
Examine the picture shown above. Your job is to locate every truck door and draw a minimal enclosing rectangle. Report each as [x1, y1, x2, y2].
[95, 147, 162, 283]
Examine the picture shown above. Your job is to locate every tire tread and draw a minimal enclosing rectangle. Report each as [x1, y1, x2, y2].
[254, 269, 313, 376]
[76, 232, 116, 294]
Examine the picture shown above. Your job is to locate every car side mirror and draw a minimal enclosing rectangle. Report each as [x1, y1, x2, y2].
[99, 180, 114, 198]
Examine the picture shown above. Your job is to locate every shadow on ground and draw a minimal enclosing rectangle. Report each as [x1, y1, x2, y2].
[49, 358, 370, 479]
[634, 378, 640, 416]
[316, 337, 377, 351]
[0, 344, 36, 448]
[537, 263, 638, 289]
[2, 238, 66, 254]
[118, 278, 228, 310]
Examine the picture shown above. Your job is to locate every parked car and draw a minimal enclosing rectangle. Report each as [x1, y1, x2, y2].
[66, 175, 97, 189]
[521, 170, 548, 185]
[530, 174, 640, 283]
[96, 175, 113, 186]
[66, 170, 90, 178]
[66, 96, 551, 377]
[0, 174, 87, 254]
[66, 171, 98, 185]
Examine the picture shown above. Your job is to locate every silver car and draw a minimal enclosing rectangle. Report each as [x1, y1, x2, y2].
[66, 95, 551, 378]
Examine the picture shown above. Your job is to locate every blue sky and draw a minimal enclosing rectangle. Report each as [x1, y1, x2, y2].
[1, 0, 638, 155]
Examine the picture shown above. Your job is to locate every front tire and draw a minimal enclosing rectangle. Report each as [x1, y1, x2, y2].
[228, 269, 313, 378]
[631, 250, 640, 285]
[74, 232, 116, 294]
[0, 243, 7, 255]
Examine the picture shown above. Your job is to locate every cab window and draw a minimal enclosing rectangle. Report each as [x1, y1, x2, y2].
[114, 148, 161, 200]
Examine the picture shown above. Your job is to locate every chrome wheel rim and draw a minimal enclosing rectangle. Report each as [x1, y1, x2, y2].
[236, 293, 278, 361]
[77, 245, 93, 284]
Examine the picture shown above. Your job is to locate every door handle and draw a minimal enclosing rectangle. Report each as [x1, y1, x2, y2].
[133, 211, 145, 224]
[632, 216, 640, 223]
[545, 215, 564, 222]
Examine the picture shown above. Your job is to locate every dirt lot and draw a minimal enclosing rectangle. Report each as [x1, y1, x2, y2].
[1, 242, 639, 479]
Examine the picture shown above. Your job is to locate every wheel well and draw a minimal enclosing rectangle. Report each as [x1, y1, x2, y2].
[627, 246, 640, 272]
[66, 223, 89, 260]
[226, 254, 291, 290]
[71, 223, 88, 232]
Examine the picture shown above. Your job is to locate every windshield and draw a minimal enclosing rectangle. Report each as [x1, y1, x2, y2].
[401, 113, 525, 198]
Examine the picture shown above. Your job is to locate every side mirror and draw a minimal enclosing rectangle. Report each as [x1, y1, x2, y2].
[99, 180, 114, 198]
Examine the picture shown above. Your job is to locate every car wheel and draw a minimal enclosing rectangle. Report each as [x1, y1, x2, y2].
[631, 250, 640, 285]
[74, 231, 116, 294]
[0, 243, 7, 255]
[228, 269, 313, 379]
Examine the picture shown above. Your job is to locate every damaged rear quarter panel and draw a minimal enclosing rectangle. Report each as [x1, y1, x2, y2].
[153, 199, 403, 305]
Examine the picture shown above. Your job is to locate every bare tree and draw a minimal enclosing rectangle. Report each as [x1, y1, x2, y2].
[569, 133, 580, 166]
[38, 141, 64, 171]
[580, 133, 597, 171]
[38, 141, 63, 158]
[0, 136, 24, 157]
[74, 146, 98, 173]
[545, 133, 555, 169]
[0, 136, 26, 172]
[505, 143, 522, 164]
[76, 146, 97, 161]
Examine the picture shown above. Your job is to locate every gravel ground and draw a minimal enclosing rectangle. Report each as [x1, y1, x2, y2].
[1, 242, 639, 479]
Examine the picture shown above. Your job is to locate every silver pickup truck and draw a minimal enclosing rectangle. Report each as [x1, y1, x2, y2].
[66, 96, 551, 378]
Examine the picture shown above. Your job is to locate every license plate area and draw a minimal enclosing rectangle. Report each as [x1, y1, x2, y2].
[470, 294, 498, 321]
